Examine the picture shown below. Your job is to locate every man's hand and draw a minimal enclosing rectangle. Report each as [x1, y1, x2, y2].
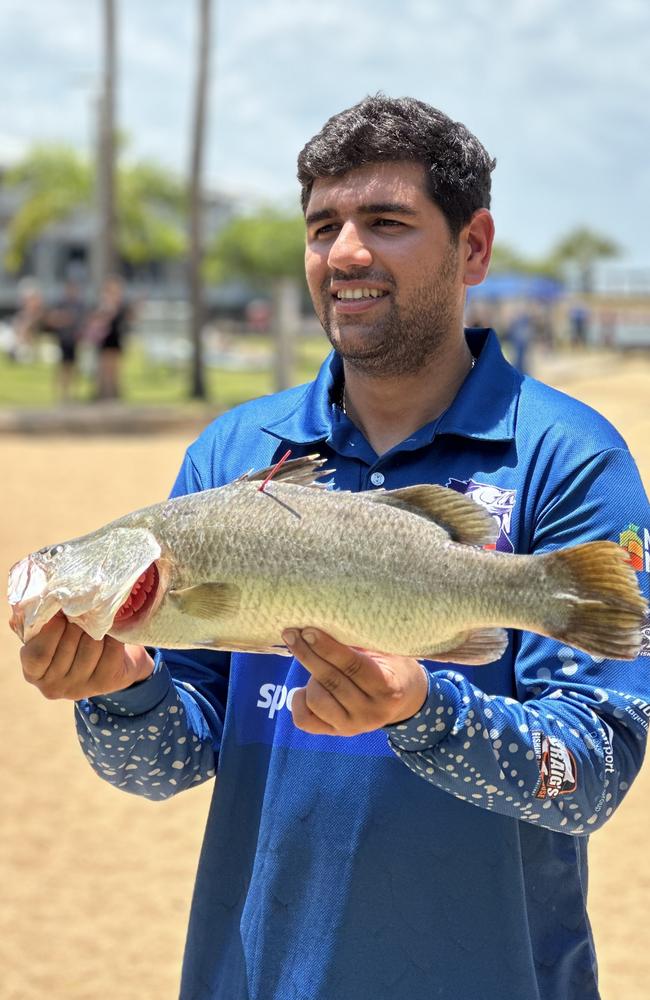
[282, 627, 428, 736]
[19, 612, 154, 701]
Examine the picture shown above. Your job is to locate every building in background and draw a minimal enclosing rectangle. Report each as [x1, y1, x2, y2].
[0, 166, 241, 316]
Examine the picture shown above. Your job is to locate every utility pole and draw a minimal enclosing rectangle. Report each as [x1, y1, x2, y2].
[188, 0, 212, 399]
[273, 277, 300, 392]
[96, 0, 117, 291]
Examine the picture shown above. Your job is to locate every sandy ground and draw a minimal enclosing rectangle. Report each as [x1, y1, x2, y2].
[1, 352, 650, 1000]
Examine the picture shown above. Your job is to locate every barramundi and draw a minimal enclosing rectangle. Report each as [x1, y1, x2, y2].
[7, 456, 647, 664]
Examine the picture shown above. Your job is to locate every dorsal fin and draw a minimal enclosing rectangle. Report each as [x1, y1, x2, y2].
[367, 484, 498, 546]
[241, 454, 334, 488]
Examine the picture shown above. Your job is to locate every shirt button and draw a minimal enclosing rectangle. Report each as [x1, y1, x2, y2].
[370, 472, 385, 486]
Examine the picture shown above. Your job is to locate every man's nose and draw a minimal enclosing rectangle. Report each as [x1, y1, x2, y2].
[327, 221, 373, 271]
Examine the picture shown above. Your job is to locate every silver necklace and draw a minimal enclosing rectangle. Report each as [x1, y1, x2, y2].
[338, 355, 475, 416]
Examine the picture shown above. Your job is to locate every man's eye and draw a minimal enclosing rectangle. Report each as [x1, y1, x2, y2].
[374, 218, 404, 227]
[313, 223, 339, 238]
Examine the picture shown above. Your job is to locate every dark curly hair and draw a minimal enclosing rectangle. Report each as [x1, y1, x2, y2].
[297, 94, 496, 237]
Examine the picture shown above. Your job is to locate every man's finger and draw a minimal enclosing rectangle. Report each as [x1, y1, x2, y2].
[304, 678, 350, 729]
[60, 634, 126, 700]
[290, 688, 339, 735]
[20, 613, 69, 682]
[283, 628, 372, 711]
[38, 622, 87, 685]
[284, 628, 386, 696]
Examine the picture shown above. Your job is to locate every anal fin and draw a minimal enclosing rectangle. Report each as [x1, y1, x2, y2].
[425, 627, 509, 665]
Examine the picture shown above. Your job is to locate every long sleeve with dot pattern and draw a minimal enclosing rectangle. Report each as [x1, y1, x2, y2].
[386, 655, 649, 834]
[387, 445, 650, 834]
[75, 649, 229, 799]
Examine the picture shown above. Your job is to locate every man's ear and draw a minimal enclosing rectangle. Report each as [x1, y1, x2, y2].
[461, 209, 495, 287]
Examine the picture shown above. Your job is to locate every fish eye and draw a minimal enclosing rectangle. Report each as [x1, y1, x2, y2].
[38, 544, 65, 558]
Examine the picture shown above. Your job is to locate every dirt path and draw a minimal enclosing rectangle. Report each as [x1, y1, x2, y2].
[2, 355, 649, 999]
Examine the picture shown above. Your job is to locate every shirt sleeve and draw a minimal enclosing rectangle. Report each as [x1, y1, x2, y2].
[74, 447, 231, 801]
[387, 447, 650, 835]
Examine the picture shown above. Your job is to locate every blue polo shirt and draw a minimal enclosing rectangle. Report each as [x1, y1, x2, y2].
[76, 330, 650, 1000]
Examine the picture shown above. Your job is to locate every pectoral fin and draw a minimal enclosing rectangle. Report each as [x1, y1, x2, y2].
[168, 582, 241, 620]
[426, 627, 509, 665]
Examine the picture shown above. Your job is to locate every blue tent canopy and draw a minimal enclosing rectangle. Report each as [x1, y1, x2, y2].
[467, 272, 564, 302]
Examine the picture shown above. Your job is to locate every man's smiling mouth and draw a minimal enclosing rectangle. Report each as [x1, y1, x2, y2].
[335, 288, 389, 300]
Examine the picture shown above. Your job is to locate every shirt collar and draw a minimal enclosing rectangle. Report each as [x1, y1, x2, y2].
[261, 328, 519, 446]
[436, 328, 519, 442]
[261, 352, 342, 445]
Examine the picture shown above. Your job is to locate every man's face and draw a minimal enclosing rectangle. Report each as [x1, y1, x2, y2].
[304, 161, 465, 377]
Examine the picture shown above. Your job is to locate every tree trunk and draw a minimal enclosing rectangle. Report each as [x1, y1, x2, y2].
[96, 0, 117, 290]
[188, 0, 212, 400]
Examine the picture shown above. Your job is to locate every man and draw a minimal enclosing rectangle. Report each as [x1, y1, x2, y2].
[20, 96, 650, 1000]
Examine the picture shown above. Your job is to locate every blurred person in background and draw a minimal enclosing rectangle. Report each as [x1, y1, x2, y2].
[90, 274, 131, 400]
[17, 96, 650, 1000]
[504, 302, 536, 373]
[11, 277, 44, 362]
[569, 301, 590, 347]
[45, 277, 87, 402]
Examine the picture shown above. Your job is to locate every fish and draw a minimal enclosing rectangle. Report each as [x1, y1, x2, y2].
[7, 455, 647, 665]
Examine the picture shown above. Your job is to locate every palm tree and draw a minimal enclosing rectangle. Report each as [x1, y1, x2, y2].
[3, 145, 187, 273]
[187, 0, 213, 400]
[97, 0, 117, 287]
[549, 227, 620, 293]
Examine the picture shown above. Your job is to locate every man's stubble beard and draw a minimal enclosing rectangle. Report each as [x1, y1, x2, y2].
[318, 247, 461, 378]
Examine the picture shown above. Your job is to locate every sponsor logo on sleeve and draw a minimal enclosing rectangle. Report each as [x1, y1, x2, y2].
[532, 731, 578, 799]
[610, 691, 650, 730]
[601, 722, 615, 774]
[447, 479, 516, 553]
[619, 523, 650, 572]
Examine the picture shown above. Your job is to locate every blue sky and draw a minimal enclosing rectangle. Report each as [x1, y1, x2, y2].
[1, 0, 649, 265]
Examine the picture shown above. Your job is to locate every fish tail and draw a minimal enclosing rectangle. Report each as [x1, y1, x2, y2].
[537, 541, 647, 660]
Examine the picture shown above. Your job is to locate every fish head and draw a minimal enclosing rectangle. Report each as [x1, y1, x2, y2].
[8, 555, 62, 642]
[8, 526, 162, 643]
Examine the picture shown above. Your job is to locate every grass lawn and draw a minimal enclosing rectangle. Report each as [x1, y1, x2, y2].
[0, 334, 331, 410]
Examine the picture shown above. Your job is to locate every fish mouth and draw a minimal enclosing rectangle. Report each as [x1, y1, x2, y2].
[113, 562, 159, 628]
[8, 602, 27, 640]
[7, 557, 58, 643]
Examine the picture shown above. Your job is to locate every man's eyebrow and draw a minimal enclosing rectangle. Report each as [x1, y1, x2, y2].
[305, 208, 335, 226]
[360, 202, 418, 217]
[305, 202, 418, 226]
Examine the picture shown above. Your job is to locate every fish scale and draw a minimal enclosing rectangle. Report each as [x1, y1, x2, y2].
[7, 456, 648, 664]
